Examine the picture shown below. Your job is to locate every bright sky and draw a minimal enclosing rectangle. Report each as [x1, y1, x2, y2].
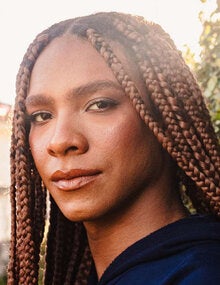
[0, 0, 216, 105]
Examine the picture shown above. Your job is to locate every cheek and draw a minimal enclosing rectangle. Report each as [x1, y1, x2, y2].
[90, 112, 156, 172]
[29, 130, 48, 169]
[85, 118, 128, 157]
[112, 118, 163, 179]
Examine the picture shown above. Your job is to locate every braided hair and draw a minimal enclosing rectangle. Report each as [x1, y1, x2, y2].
[8, 12, 220, 284]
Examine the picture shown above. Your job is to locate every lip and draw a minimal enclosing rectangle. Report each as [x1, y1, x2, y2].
[51, 169, 101, 191]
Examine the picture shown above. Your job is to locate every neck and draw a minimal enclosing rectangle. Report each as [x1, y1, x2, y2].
[84, 186, 188, 279]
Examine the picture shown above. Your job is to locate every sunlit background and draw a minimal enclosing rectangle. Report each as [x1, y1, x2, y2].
[0, 0, 216, 105]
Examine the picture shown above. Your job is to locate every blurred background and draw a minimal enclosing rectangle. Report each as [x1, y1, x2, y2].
[0, 0, 219, 283]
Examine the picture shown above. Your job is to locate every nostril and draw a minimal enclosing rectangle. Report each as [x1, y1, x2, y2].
[65, 145, 79, 154]
[47, 133, 89, 157]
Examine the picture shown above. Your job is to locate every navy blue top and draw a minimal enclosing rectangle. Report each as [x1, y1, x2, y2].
[88, 215, 220, 284]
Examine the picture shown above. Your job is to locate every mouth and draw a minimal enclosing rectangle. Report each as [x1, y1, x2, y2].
[51, 169, 101, 191]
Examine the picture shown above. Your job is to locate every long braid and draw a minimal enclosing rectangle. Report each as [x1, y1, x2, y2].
[74, 245, 92, 285]
[7, 127, 18, 284]
[43, 198, 58, 284]
[44, 199, 90, 284]
[50, 210, 85, 284]
[64, 226, 91, 284]
[32, 170, 47, 257]
[10, 63, 39, 284]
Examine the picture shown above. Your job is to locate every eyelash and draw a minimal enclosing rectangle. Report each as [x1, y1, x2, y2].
[86, 98, 117, 112]
[28, 111, 52, 124]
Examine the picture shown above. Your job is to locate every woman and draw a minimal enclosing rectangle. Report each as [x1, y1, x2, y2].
[8, 12, 220, 284]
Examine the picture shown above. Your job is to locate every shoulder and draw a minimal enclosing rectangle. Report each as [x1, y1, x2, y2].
[177, 257, 220, 284]
[111, 249, 220, 284]
[107, 241, 220, 284]
[100, 215, 220, 284]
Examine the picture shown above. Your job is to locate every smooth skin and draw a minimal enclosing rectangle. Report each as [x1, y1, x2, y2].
[26, 35, 187, 278]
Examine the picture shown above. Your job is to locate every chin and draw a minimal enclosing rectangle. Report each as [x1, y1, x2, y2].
[60, 206, 96, 222]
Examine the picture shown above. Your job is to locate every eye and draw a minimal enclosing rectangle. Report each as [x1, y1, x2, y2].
[28, 111, 52, 123]
[86, 98, 117, 112]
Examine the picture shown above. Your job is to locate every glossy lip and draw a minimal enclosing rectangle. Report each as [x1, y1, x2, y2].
[51, 169, 101, 191]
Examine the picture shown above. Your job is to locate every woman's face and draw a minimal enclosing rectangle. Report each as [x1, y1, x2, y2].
[26, 35, 165, 222]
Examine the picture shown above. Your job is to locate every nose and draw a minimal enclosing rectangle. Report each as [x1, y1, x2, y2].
[47, 118, 89, 157]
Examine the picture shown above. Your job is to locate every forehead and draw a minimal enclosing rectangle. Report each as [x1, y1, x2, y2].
[28, 34, 146, 104]
[28, 36, 118, 99]
[30, 35, 115, 85]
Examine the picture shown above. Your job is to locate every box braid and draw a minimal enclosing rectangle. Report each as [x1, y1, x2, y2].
[8, 11, 220, 284]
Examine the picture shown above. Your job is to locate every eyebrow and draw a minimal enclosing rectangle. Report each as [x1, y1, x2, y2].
[68, 80, 123, 98]
[25, 93, 55, 108]
[25, 80, 123, 108]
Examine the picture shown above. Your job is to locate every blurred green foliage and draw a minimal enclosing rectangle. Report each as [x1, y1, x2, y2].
[197, 0, 220, 139]
[184, 0, 220, 140]
[0, 277, 6, 285]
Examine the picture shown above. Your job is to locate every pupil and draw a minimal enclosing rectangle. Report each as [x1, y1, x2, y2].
[97, 101, 107, 108]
